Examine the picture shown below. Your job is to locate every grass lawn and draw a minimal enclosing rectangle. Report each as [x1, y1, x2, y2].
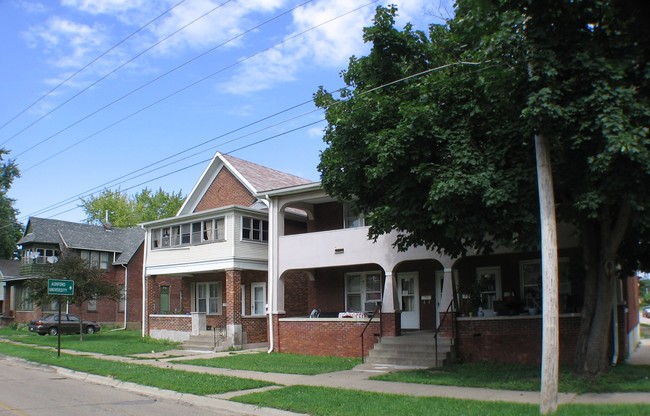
[233, 385, 650, 416]
[371, 362, 650, 394]
[0, 326, 179, 355]
[0, 342, 272, 395]
[174, 352, 361, 375]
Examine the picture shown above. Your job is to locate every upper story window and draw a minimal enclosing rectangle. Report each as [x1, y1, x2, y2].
[151, 217, 225, 250]
[242, 217, 268, 242]
[23, 248, 58, 264]
[344, 203, 365, 228]
[80, 250, 110, 270]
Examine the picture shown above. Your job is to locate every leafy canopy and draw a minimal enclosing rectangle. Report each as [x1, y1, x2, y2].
[81, 187, 185, 228]
[0, 148, 21, 259]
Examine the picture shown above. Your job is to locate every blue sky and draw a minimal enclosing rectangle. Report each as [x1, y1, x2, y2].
[1, 0, 451, 224]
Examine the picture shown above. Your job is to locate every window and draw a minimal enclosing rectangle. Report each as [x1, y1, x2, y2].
[151, 217, 225, 249]
[23, 248, 58, 264]
[345, 271, 382, 313]
[15, 285, 33, 311]
[520, 259, 571, 312]
[118, 284, 126, 312]
[344, 203, 365, 228]
[251, 283, 266, 315]
[87, 297, 97, 311]
[80, 250, 110, 269]
[195, 282, 222, 315]
[242, 217, 268, 242]
[476, 267, 502, 310]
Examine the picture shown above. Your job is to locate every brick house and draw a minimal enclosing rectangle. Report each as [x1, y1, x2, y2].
[2, 217, 145, 328]
[263, 182, 641, 365]
[141, 152, 312, 348]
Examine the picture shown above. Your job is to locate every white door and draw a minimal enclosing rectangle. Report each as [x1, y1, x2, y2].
[398, 272, 420, 329]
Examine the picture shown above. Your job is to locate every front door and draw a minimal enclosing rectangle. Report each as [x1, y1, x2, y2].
[398, 272, 420, 329]
[160, 286, 170, 314]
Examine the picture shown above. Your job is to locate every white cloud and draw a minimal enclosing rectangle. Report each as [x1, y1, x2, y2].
[23, 17, 109, 69]
[61, 0, 147, 15]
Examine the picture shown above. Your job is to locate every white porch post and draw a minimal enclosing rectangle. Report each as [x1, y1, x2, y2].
[266, 196, 285, 352]
[438, 267, 455, 323]
[381, 271, 399, 313]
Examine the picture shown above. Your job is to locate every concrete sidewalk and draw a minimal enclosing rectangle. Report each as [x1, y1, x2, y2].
[4, 338, 650, 415]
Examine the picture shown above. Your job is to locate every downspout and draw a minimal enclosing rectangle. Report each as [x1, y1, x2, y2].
[611, 280, 619, 366]
[141, 227, 149, 338]
[266, 194, 274, 353]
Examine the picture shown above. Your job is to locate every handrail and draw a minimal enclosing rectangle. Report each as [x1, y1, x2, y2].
[360, 302, 383, 363]
[433, 299, 455, 367]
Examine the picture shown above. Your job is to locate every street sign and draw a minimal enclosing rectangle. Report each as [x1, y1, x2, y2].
[47, 279, 74, 296]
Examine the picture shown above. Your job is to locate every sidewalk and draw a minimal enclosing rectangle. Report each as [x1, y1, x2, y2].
[5, 338, 650, 415]
[57, 339, 650, 406]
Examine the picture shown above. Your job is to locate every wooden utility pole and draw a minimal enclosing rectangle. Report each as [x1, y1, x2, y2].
[535, 132, 559, 414]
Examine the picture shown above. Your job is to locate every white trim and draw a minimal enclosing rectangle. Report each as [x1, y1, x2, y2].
[250, 282, 267, 316]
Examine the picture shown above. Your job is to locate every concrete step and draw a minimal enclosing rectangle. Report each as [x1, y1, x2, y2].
[366, 333, 453, 368]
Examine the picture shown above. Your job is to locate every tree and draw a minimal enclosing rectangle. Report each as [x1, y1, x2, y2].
[315, 1, 650, 378]
[0, 148, 22, 259]
[81, 187, 185, 227]
[26, 250, 121, 340]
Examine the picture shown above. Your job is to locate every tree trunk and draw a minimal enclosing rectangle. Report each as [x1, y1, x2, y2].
[574, 204, 631, 376]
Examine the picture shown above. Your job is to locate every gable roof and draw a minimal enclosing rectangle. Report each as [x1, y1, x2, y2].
[18, 217, 144, 265]
[179, 152, 314, 215]
[0, 259, 20, 281]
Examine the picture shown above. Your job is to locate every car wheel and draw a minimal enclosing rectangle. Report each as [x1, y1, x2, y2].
[48, 327, 58, 336]
[86, 326, 95, 334]
[38, 333, 46, 336]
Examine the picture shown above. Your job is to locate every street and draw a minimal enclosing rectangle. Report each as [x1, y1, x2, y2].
[0, 357, 253, 416]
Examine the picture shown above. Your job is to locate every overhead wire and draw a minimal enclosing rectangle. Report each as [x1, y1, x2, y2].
[21, 0, 376, 173]
[12, 0, 314, 162]
[0, 0, 190, 143]
[18, 60, 490, 224]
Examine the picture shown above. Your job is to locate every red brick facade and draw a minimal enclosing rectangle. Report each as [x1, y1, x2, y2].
[455, 315, 581, 365]
[194, 168, 255, 212]
[276, 316, 381, 357]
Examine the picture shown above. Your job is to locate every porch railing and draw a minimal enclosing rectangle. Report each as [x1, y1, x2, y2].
[360, 302, 382, 363]
[433, 299, 456, 367]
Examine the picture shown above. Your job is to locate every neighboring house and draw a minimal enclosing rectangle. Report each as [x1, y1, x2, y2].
[142, 152, 312, 348]
[2, 217, 145, 328]
[263, 182, 641, 365]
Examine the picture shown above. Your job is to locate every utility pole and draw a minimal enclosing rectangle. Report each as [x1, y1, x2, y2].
[535, 132, 559, 414]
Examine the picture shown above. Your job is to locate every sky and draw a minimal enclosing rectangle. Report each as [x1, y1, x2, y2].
[1, 0, 452, 225]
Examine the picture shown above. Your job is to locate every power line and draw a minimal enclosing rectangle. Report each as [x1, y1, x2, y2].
[17, 60, 489, 224]
[20, 0, 375, 172]
[0, 0, 189, 142]
[12, 0, 316, 162]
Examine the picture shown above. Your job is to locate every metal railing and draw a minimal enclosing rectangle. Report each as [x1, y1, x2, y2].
[433, 299, 456, 367]
[360, 302, 383, 363]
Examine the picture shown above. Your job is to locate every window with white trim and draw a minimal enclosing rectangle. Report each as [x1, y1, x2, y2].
[15, 285, 33, 311]
[87, 297, 97, 311]
[80, 250, 110, 270]
[195, 282, 222, 315]
[118, 284, 126, 312]
[251, 282, 266, 316]
[345, 271, 382, 313]
[343, 203, 365, 228]
[520, 259, 571, 312]
[23, 248, 58, 264]
[151, 218, 225, 249]
[242, 217, 268, 242]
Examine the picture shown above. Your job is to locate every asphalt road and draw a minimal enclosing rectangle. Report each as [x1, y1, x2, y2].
[0, 357, 245, 416]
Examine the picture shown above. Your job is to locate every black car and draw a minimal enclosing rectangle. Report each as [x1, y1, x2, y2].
[28, 314, 101, 336]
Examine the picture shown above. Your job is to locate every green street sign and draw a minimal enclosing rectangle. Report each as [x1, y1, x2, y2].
[48, 279, 74, 296]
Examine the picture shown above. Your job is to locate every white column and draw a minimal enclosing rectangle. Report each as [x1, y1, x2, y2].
[439, 268, 455, 314]
[381, 272, 400, 313]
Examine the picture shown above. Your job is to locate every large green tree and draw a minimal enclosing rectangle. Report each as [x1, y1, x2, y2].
[0, 148, 22, 259]
[81, 187, 185, 227]
[315, 2, 649, 377]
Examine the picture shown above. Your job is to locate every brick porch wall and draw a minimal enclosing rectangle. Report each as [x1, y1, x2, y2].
[149, 315, 192, 332]
[242, 316, 267, 343]
[276, 318, 381, 357]
[455, 314, 581, 365]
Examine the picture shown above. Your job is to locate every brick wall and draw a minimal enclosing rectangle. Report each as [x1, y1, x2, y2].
[277, 318, 381, 357]
[194, 167, 255, 212]
[455, 315, 581, 365]
[149, 315, 192, 331]
[284, 270, 310, 317]
[243, 316, 267, 343]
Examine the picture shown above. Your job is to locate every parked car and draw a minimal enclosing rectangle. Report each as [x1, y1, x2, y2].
[29, 314, 101, 336]
[643, 306, 650, 319]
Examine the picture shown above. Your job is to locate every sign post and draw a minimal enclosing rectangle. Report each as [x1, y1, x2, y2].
[48, 279, 74, 357]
